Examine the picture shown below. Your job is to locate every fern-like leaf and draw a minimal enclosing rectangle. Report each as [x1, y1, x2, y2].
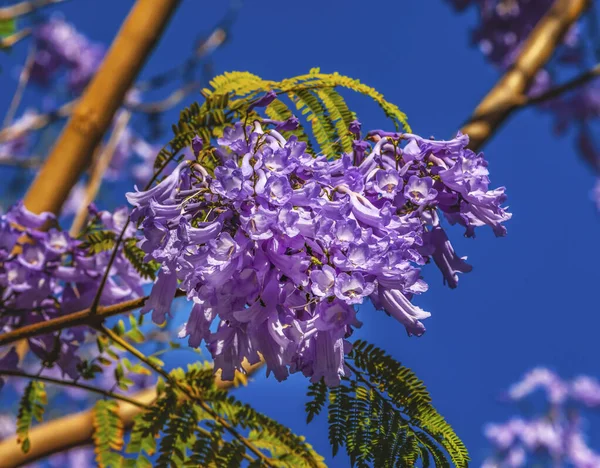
[92, 400, 124, 468]
[123, 238, 160, 280]
[304, 339, 469, 467]
[16, 381, 47, 454]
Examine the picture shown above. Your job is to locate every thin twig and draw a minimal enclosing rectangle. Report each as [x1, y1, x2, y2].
[69, 110, 132, 236]
[0, 369, 147, 408]
[0, 156, 43, 168]
[524, 63, 600, 106]
[134, 0, 241, 92]
[125, 82, 200, 114]
[0, 0, 66, 20]
[0, 28, 31, 49]
[0, 100, 75, 143]
[3, 43, 37, 127]
[0, 291, 186, 348]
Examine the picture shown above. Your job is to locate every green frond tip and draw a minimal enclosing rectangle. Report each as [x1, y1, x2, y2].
[123, 238, 160, 280]
[304, 340, 469, 468]
[160, 68, 410, 170]
[93, 400, 124, 468]
[80, 230, 116, 255]
[16, 381, 47, 454]
[124, 364, 326, 467]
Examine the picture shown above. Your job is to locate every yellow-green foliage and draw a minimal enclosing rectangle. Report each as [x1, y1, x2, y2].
[16, 381, 47, 454]
[305, 340, 470, 468]
[93, 400, 124, 468]
[152, 69, 411, 174]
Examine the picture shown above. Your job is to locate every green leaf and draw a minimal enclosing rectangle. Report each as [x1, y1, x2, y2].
[303, 340, 469, 467]
[0, 19, 16, 38]
[93, 400, 124, 468]
[16, 381, 47, 453]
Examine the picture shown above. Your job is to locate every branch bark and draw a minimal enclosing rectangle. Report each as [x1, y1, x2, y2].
[0, 291, 187, 348]
[68, 109, 132, 236]
[22, 0, 181, 216]
[0, 0, 65, 21]
[0, 28, 30, 49]
[461, 0, 591, 151]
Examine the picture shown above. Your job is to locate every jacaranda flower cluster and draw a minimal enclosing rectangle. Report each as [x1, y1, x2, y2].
[483, 368, 600, 467]
[0, 204, 144, 384]
[127, 113, 511, 385]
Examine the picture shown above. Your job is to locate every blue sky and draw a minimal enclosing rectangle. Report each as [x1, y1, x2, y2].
[1, 0, 600, 465]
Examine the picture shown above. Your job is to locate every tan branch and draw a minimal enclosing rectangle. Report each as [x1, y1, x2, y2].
[0, 291, 188, 348]
[0, 28, 30, 49]
[0, 0, 65, 21]
[22, 0, 181, 216]
[69, 110, 132, 236]
[461, 0, 591, 151]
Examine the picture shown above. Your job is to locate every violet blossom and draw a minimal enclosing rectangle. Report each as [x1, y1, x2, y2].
[127, 114, 511, 386]
[483, 368, 600, 467]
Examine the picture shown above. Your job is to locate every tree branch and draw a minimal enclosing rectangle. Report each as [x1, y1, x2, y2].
[0, 101, 74, 144]
[2, 44, 36, 127]
[0, 291, 186, 348]
[0, 369, 147, 408]
[0, 0, 65, 21]
[0, 28, 30, 49]
[524, 63, 600, 107]
[124, 81, 201, 114]
[0, 387, 156, 468]
[461, 0, 591, 151]
[22, 0, 181, 216]
[68, 110, 132, 236]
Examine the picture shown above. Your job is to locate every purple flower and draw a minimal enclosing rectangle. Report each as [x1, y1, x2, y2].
[310, 330, 347, 387]
[373, 169, 403, 200]
[126, 161, 187, 207]
[310, 265, 336, 297]
[264, 175, 293, 205]
[483, 369, 600, 467]
[31, 17, 105, 93]
[334, 272, 375, 305]
[192, 136, 204, 156]
[262, 116, 300, 131]
[508, 368, 568, 404]
[125, 119, 509, 385]
[378, 288, 430, 337]
[423, 226, 472, 289]
[404, 176, 438, 206]
[178, 299, 215, 348]
[349, 119, 362, 138]
[248, 90, 278, 111]
[140, 267, 178, 324]
[571, 376, 600, 407]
